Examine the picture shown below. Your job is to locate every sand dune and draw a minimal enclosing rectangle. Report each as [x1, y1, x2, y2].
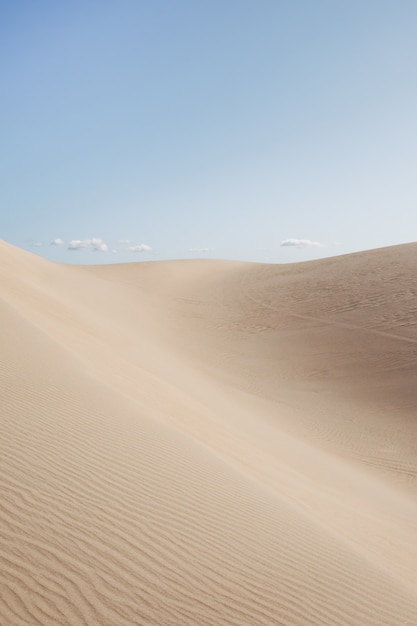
[1, 240, 417, 625]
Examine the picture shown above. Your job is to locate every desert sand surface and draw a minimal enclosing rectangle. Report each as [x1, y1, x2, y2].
[1, 239, 417, 625]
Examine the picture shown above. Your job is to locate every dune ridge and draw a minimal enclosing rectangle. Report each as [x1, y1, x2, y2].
[1, 239, 417, 625]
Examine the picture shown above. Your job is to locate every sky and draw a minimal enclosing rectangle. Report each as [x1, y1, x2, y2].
[1, 0, 417, 265]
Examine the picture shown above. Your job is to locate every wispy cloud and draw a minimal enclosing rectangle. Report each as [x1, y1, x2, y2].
[94, 243, 109, 252]
[68, 240, 89, 250]
[280, 238, 322, 248]
[50, 237, 151, 254]
[68, 238, 109, 252]
[127, 244, 152, 252]
[31, 241, 43, 247]
[189, 247, 216, 252]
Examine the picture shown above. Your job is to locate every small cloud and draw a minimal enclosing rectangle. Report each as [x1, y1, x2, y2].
[51, 238, 65, 246]
[93, 243, 109, 252]
[68, 238, 109, 251]
[118, 239, 130, 244]
[280, 238, 322, 248]
[68, 239, 89, 250]
[127, 244, 152, 252]
[111, 249, 117, 254]
[31, 241, 43, 247]
[189, 247, 216, 252]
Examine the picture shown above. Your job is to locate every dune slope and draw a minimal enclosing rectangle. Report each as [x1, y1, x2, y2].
[1, 240, 417, 625]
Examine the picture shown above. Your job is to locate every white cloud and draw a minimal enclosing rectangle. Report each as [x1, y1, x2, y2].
[93, 243, 109, 252]
[68, 238, 109, 251]
[189, 247, 216, 252]
[51, 238, 65, 246]
[280, 238, 322, 248]
[31, 241, 43, 247]
[127, 244, 152, 252]
[68, 239, 89, 250]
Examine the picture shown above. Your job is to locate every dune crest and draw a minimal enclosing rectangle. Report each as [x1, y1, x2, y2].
[1, 239, 417, 625]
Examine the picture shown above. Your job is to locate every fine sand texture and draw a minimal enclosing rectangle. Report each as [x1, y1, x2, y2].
[1, 239, 417, 625]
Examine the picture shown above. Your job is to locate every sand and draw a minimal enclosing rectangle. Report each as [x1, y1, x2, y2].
[1, 239, 417, 625]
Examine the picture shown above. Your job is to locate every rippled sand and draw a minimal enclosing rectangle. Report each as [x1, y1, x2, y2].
[1, 240, 417, 625]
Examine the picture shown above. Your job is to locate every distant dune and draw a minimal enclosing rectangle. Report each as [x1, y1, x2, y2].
[1, 239, 417, 625]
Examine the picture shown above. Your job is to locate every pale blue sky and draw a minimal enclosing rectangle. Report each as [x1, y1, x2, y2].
[1, 1, 417, 264]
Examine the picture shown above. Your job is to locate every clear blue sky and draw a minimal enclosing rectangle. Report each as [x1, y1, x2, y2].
[1, 0, 417, 264]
